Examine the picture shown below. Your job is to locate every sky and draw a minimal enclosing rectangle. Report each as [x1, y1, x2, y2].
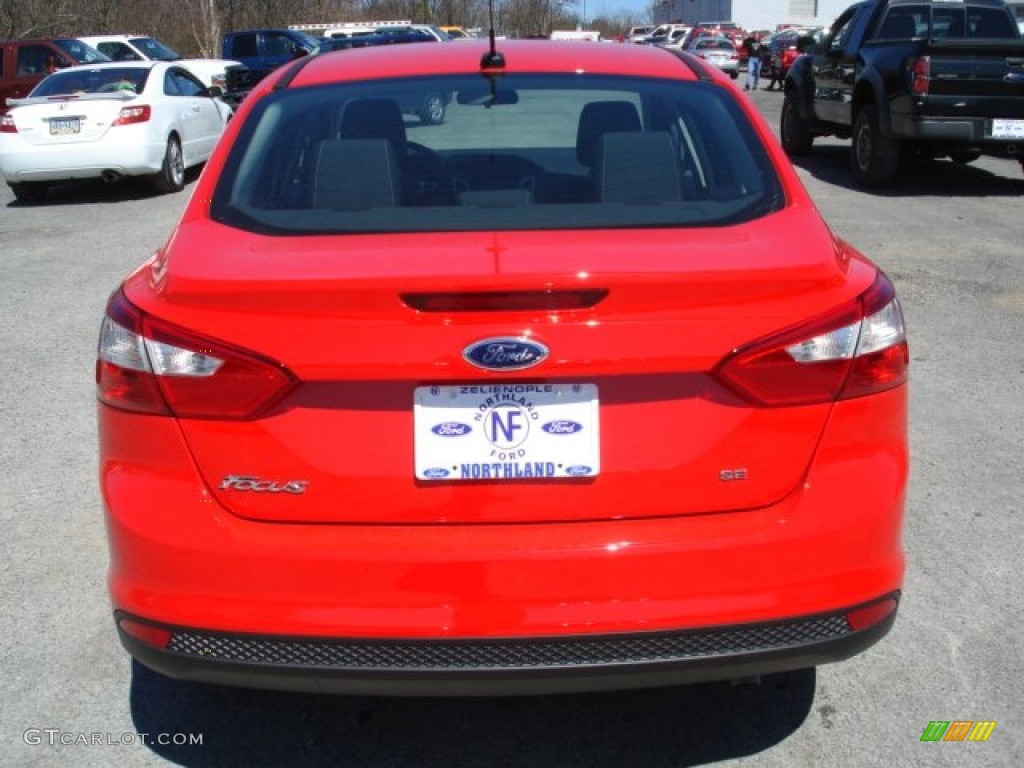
[577, 0, 658, 24]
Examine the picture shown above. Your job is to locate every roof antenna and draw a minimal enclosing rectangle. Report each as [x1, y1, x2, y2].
[480, 0, 505, 71]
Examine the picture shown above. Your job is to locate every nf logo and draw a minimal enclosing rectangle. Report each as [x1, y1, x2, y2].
[921, 721, 997, 742]
[485, 406, 529, 448]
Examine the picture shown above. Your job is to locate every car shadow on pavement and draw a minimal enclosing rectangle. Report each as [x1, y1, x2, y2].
[130, 661, 815, 767]
[4, 170, 202, 206]
[788, 145, 1024, 198]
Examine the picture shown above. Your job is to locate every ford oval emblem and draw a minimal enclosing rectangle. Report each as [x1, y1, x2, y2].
[431, 422, 472, 437]
[565, 465, 593, 476]
[541, 420, 583, 435]
[423, 467, 451, 479]
[463, 337, 549, 371]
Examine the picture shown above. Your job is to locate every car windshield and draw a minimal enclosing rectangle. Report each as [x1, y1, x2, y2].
[211, 73, 783, 235]
[291, 30, 322, 51]
[129, 37, 181, 60]
[30, 67, 150, 96]
[52, 39, 110, 64]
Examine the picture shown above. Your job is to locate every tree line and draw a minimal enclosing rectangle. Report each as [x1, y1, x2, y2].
[1, 0, 654, 58]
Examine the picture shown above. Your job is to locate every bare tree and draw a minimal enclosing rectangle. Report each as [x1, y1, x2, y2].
[185, 0, 222, 58]
[0, 0, 78, 37]
[0, 0, 646, 47]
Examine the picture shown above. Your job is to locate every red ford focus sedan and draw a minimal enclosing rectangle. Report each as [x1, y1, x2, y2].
[97, 39, 908, 695]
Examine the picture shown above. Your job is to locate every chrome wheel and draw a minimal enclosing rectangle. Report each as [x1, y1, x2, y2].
[151, 136, 185, 194]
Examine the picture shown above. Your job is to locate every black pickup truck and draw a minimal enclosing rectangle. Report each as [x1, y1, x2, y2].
[781, 0, 1024, 186]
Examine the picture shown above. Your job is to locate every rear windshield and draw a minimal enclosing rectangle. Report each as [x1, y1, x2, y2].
[210, 73, 784, 235]
[695, 39, 735, 50]
[30, 67, 151, 96]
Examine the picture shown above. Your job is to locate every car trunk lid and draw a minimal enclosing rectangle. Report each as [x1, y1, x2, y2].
[5, 93, 135, 145]
[124, 212, 877, 525]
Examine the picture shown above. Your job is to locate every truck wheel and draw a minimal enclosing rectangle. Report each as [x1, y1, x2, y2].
[780, 90, 813, 156]
[851, 105, 900, 188]
[151, 136, 185, 194]
[9, 182, 48, 204]
[418, 92, 446, 125]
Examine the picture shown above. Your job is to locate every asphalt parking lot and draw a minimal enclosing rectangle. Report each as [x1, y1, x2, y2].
[1, 88, 1022, 768]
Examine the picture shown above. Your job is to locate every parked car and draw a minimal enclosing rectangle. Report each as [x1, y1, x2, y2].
[626, 24, 655, 43]
[0, 38, 109, 114]
[686, 36, 741, 78]
[649, 25, 692, 48]
[317, 29, 435, 50]
[641, 23, 691, 45]
[764, 27, 822, 82]
[76, 35, 241, 90]
[440, 26, 473, 40]
[98, 40, 908, 696]
[0, 61, 231, 202]
[408, 24, 451, 42]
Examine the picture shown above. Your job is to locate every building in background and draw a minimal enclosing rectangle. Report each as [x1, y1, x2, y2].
[655, 0, 1024, 32]
[654, 1, 857, 31]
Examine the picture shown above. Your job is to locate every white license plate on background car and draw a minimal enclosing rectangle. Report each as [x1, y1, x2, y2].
[991, 119, 1024, 139]
[414, 383, 599, 481]
[49, 118, 81, 135]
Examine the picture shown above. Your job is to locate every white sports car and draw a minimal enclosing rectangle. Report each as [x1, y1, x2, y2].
[0, 61, 231, 203]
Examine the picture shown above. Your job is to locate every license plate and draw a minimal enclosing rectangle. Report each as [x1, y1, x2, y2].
[414, 383, 599, 481]
[991, 119, 1024, 139]
[49, 118, 81, 135]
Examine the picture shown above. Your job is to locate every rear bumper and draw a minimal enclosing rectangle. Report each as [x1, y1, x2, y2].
[117, 596, 898, 695]
[0, 133, 164, 183]
[897, 115, 1024, 156]
[100, 384, 907, 692]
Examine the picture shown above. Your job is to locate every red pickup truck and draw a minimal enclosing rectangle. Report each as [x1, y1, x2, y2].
[0, 38, 109, 114]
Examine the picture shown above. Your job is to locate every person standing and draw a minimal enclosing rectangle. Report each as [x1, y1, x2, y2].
[762, 39, 781, 90]
[742, 34, 760, 91]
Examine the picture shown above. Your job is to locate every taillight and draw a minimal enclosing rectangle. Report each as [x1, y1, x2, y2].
[96, 290, 295, 419]
[714, 274, 908, 407]
[112, 105, 151, 126]
[0, 114, 16, 133]
[911, 56, 930, 96]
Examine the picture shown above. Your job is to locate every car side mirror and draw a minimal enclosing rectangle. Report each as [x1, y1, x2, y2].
[207, 85, 224, 98]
